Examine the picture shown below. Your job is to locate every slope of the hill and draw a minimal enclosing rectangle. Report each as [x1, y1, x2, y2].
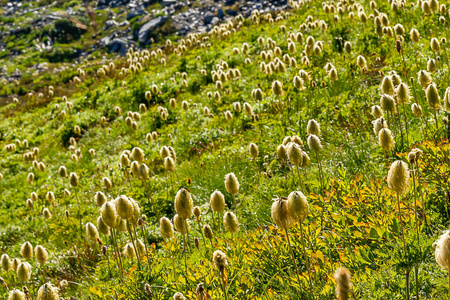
[0, 0, 450, 299]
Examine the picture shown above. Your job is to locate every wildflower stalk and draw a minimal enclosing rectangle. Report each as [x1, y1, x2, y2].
[127, 224, 141, 271]
[171, 243, 176, 282]
[218, 269, 229, 300]
[411, 164, 420, 246]
[433, 109, 439, 133]
[182, 233, 187, 274]
[296, 167, 305, 192]
[396, 192, 409, 299]
[410, 159, 421, 298]
[396, 192, 407, 251]
[284, 228, 302, 287]
[299, 222, 314, 290]
[125, 169, 132, 188]
[315, 152, 324, 191]
[74, 188, 83, 239]
[139, 224, 152, 272]
[105, 247, 112, 278]
[402, 104, 409, 147]
[140, 179, 160, 220]
[232, 194, 236, 210]
[196, 219, 207, 255]
[395, 109, 404, 149]
[184, 218, 191, 250]
[415, 161, 426, 227]
[111, 229, 125, 278]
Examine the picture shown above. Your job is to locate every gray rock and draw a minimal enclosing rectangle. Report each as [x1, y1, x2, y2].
[100, 35, 112, 45]
[143, 0, 159, 6]
[107, 38, 128, 55]
[126, 8, 146, 20]
[226, 8, 237, 16]
[211, 17, 219, 24]
[138, 16, 168, 43]
[4, 7, 16, 15]
[217, 8, 224, 18]
[66, 7, 75, 15]
[118, 20, 130, 26]
[161, 0, 176, 6]
[203, 11, 214, 24]
[174, 2, 184, 10]
[103, 20, 118, 31]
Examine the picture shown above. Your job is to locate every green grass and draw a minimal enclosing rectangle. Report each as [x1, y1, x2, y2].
[0, 1, 449, 299]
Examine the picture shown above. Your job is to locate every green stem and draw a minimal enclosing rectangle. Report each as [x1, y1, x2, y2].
[219, 270, 229, 300]
[197, 220, 207, 255]
[127, 224, 141, 271]
[141, 179, 160, 220]
[406, 270, 410, 300]
[74, 188, 83, 240]
[299, 222, 314, 291]
[140, 225, 152, 272]
[411, 164, 420, 247]
[284, 228, 302, 288]
[315, 151, 324, 192]
[184, 218, 191, 250]
[396, 108, 404, 150]
[171, 245, 176, 282]
[396, 193, 407, 252]
[111, 229, 124, 278]
[416, 162, 427, 227]
[402, 104, 409, 148]
[182, 234, 187, 274]
[297, 167, 305, 192]
[397, 192, 409, 299]
[433, 109, 439, 141]
[415, 265, 419, 300]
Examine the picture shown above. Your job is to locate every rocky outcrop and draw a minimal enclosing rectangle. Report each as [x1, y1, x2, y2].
[138, 16, 168, 44]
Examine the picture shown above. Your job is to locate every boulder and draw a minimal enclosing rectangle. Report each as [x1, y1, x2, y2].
[211, 17, 219, 24]
[126, 8, 147, 20]
[217, 8, 224, 18]
[138, 16, 168, 43]
[143, 0, 159, 7]
[203, 11, 214, 24]
[226, 9, 238, 16]
[107, 38, 128, 55]
[161, 0, 177, 6]
[103, 20, 118, 31]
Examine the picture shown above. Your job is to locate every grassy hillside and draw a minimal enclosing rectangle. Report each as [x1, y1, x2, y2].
[0, 0, 450, 299]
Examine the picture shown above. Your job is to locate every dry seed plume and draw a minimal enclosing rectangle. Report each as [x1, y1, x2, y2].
[160, 217, 174, 239]
[174, 188, 194, 219]
[223, 212, 239, 233]
[387, 160, 410, 195]
[271, 198, 295, 229]
[225, 173, 239, 194]
[334, 267, 352, 300]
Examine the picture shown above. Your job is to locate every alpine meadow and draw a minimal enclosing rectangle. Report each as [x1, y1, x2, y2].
[1, 0, 450, 299]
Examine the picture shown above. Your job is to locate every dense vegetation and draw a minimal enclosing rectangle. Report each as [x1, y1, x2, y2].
[1, 0, 450, 299]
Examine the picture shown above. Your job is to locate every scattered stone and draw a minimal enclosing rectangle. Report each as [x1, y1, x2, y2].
[161, 0, 177, 6]
[126, 7, 147, 20]
[203, 11, 215, 24]
[138, 16, 168, 44]
[217, 8, 224, 18]
[107, 38, 129, 55]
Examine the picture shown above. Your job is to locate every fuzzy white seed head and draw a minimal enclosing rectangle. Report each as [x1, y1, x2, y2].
[224, 173, 239, 194]
[387, 160, 410, 195]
